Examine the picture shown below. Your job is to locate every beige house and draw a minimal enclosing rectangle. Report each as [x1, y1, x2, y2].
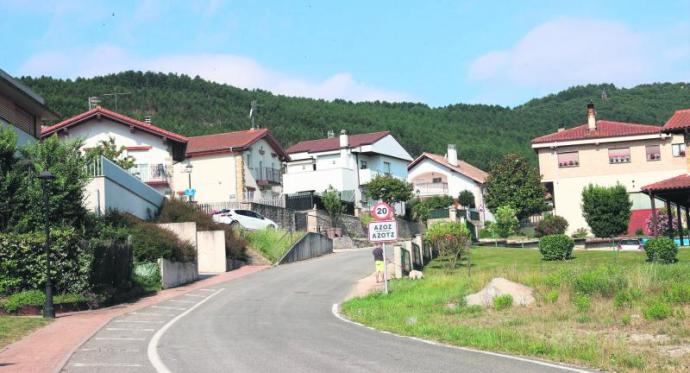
[174, 128, 288, 205]
[532, 104, 689, 235]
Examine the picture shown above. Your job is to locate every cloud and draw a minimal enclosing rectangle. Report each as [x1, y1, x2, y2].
[19, 47, 410, 103]
[468, 18, 653, 89]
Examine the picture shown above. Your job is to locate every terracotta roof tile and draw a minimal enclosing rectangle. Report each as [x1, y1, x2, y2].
[408, 152, 488, 184]
[41, 107, 188, 143]
[186, 128, 288, 159]
[531, 120, 661, 144]
[662, 109, 690, 131]
[286, 131, 390, 154]
[641, 174, 690, 192]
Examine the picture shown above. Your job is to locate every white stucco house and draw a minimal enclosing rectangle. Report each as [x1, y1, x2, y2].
[407, 144, 492, 222]
[0, 68, 57, 146]
[283, 130, 413, 210]
[41, 106, 189, 197]
[173, 128, 289, 205]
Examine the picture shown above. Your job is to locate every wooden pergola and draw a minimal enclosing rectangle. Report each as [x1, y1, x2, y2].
[641, 174, 690, 243]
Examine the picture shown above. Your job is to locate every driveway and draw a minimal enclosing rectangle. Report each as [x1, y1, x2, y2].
[63, 250, 588, 372]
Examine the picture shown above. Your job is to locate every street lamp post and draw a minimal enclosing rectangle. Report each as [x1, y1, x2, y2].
[38, 170, 56, 319]
[184, 163, 193, 202]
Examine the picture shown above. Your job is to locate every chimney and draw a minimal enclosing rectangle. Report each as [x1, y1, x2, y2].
[339, 129, 349, 148]
[587, 103, 596, 131]
[447, 144, 458, 166]
[144, 116, 152, 124]
[558, 128, 565, 132]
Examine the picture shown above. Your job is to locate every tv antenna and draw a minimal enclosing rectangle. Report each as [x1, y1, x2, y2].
[249, 100, 260, 129]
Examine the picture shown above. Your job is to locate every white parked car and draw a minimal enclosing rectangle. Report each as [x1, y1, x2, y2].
[212, 209, 277, 230]
[617, 238, 642, 251]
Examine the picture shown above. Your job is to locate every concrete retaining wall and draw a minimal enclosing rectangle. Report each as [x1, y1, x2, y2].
[158, 258, 199, 289]
[278, 232, 333, 264]
[157, 222, 198, 247]
[197, 230, 227, 273]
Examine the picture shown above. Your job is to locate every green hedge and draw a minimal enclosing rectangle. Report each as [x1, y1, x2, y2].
[644, 237, 678, 264]
[538, 234, 574, 261]
[0, 290, 88, 313]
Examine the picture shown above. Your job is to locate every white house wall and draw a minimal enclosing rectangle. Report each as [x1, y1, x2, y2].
[174, 153, 238, 203]
[361, 135, 413, 161]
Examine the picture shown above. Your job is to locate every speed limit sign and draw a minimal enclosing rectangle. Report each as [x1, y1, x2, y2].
[371, 201, 394, 221]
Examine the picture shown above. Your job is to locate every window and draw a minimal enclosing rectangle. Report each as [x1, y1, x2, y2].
[383, 161, 391, 175]
[557, 151, 579, 168]
[672, 143, 686, 157]
[246, 153, 252, 166]
[608, 148, 630, 164]
[646, 145, 661, 161]
[360, 160, 368, 169]
[432, 177, 442, 183]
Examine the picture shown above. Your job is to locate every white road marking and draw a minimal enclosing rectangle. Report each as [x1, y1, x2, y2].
[197, 288, 216, 292]
[95, 337, 146, 341]
[148, 288, 225, 373]
[151, 305, 186, 311]
[106, 327, 156, 332]
[167, 299, 196, 304]
[72, 362, 143, 367]
[130, 312, 174, 316]
[331, 304, 592, 373]
[114, 320, 165, 324]
[183, 293, 206, 298]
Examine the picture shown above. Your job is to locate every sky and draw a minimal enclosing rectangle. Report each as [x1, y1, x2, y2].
[1, 0, 689, 107]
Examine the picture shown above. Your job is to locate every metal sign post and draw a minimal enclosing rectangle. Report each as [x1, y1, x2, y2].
[382, 243, 388, 294]
[368, 203, 397, 295]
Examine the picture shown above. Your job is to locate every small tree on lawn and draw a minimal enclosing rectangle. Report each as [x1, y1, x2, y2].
[85, 136, 135, 170]
[322, 186, 344, 228]
[424, 221, 471, 272]
[363, 174, 413, 204]
[645, 208, 679, 236]
[458, 190, 475, 208]
[581, 184, 632, 238]
[485, 153, 547, 221]
[494, 205, 519, 238]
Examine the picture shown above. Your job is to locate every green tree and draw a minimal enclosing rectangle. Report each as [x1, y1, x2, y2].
[581, 184, 632, 238]
[494, 206, 519, 238]
[322, 186, 344, 228]
[485, 154, 547, 220]
[85, 136, 135, 170]
[458, 190, 475, 208]
[362, 175, 413, 204]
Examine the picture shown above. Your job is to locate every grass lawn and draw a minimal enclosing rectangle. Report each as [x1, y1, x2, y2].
[243, 229, 305, 263]
[342, 247, 690, 372]
[0, 316, 50, 349]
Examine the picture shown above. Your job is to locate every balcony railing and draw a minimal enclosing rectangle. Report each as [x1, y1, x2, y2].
[251, 167, 282, 185]
[413, 182, 448, 196]
[129, 163, 170, 184]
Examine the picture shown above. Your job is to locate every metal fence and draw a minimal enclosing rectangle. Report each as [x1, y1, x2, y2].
[428, 208, 450, 219]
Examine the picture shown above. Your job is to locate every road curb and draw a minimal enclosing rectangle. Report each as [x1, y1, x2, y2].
[331, 303, 594, 373]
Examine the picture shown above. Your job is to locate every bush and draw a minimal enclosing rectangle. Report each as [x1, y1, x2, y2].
[535, 215, 568, 237]
[573, 294, 590, 312]
[425, 221, 471, 270]
[494, 206, 518, 238]
[571, 228, 588, 239]
[410, 195, 454, 221]
[581, 183, 632, 238]
[0, 290, 88, 313]
[572, 266, 627, 297]
[643, 237, 678, 264]
[538, 234, 574, 261]
[643, 300, 672, 320]
[493, 294, 513, 311]
[478, 221, 496, 239]
[133, 262, 161, 292]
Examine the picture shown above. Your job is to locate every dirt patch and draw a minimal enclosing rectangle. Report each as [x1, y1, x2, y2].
[629, 333, 671, 344]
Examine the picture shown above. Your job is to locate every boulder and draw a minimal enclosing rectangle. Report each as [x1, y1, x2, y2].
[465, 277, 535, 307]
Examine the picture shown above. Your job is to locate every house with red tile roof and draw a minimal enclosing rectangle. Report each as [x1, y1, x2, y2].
[532, 103, 689, 236]
[283, 130, 413, 210]
[41, 106, 188, 196]
[407, 145, 492, 223]
[173, 128, 288, 204]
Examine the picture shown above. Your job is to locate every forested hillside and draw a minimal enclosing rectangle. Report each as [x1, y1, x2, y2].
[21, 72, 690, 169]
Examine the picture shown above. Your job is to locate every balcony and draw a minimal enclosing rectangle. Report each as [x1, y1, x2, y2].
[413, 182, 449, 196]
[129, 163, 170, 185]
[251, 167, 282, 185]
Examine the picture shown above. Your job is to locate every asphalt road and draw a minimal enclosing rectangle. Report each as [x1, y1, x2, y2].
[154, 249, 586, 373]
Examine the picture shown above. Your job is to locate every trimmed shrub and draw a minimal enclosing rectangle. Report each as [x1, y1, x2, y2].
[643, 300, 672, 320]
[538, 234, 574, 261]
[493, 294, 513, 311]
[643, 237, 678, 264]
[535, 215, 568, 237]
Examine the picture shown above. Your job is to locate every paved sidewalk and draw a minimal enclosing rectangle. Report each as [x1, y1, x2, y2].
[0, 265, 269, 373]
